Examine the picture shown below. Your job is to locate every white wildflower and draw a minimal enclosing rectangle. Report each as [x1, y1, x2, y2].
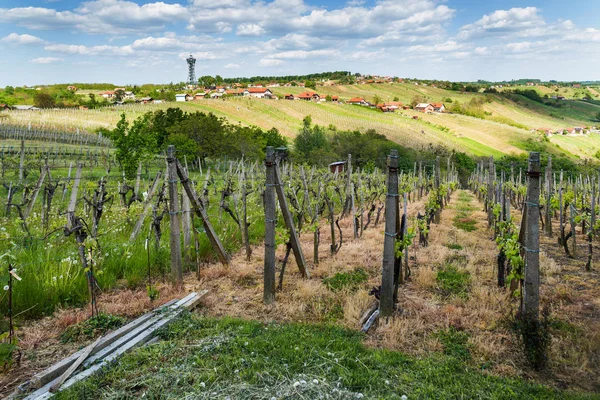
[312, 379, 319, 384]
[200, 382, 205, 388]
[356, 394, 364, 399]
[293, 381, 300, 388]
[401, 396, 408, 400]
[3, 285, 9, 291]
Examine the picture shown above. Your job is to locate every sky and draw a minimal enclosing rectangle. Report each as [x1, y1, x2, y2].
[1, 0, 599, 86]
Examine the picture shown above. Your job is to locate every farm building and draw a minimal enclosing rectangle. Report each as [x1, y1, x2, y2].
[244, 88, 273, 98]
[284, 94, 295, 100]
[384, 101, 402, 110]
[100, 91, 115, 99]
[225, 89, 244, 96]
[297, 92, 320, 101]
[175, 94, 191, 102]
[210, 92, 223, 98]
[13, 105, 39, 110]
[431, 102, 445, 112]
[415, 103, 434, 113]
[331, 95, 339, 102]
[347, 97, 367, 105]
[0, 104, 11, 110]
[138, 97, 154, 104]
[376, 104, 393, 112]
[329, 161, 346, 173]
[67, 86, 77, 91]
[194, 93, 206, 99]
[124, 91, 135, 100]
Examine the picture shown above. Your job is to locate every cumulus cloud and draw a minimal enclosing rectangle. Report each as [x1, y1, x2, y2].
[457, 7, 543, 39]
[236, 23, 265, 36]
[259, 58, 283, 67]
[1, 33, 46, 45]
[30, 56, 62, 63]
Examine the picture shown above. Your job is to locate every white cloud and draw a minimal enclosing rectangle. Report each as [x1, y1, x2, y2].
[259, 58, 283, 67]
[1, 33, 46, 45]
[458, 7, 543, 39]
[224, 63, 241, 68]
[236, 23, 265, 36]
[30, 57, 62, 64]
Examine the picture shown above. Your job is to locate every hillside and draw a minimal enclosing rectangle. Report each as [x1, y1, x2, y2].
[2, 82, 600, 160]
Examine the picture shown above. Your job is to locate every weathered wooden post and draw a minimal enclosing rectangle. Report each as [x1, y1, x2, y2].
[380, 149, 399, 318]
[487, 156, 494, 227]
[523, 152, 540, 322]
[181, 178, 192, 264]
[18, 139, 25, 185]
[166, 146, 183, 285]
[434, 156, 441, 223]
[544, 156, 553, 237]
[264, 147, 276, 304]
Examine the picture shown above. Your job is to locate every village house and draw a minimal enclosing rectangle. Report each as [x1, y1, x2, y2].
[284, 94, 295, 100]
[376, 104, 393, 112]
[331, 95, 339, 102]
[225, 89, 244, 96]
[175, 94, 191, 102]
[415, 103, 434, 113]
[138, 97, 154, 104]
[67, 86, 77, 91]
[0, 104, 11, 110]
[100, 91, 115, 99]
[431, 102, 445, 112]
[194, 92, 207, 99]
[384, 101, 402, 110]
[297, 91, 320, 101]
[347, 97, 367, 105]
[123, 91, 135, 100]
[329, 161, 346, 174]
[244, 88, 273, 98]
[573, 84, 582, 89]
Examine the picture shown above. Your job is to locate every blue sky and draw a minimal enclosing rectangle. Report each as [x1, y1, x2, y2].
[1, 0, 599, 86]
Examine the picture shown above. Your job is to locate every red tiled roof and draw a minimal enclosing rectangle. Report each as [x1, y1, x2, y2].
[297, 91, 319, 99]
[247, 88, 270, 93]
[431, 103, 444, 108]
[348, 97, 364, 103]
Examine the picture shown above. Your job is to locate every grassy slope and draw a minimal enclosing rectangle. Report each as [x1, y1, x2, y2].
[57, 315, 597, 400]
[4, 82, 599, 159]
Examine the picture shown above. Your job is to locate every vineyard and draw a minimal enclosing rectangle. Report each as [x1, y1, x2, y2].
[0, 135, 599, 398]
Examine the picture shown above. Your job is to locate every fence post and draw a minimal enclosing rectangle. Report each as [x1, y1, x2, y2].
[166, 146, 183, 285]
[264, 147, 276, 304]
[545, 156, 553, 237]
[380, 149, 399, 318]
[487, 156, 494, 227]
[523, 152, 540, 322]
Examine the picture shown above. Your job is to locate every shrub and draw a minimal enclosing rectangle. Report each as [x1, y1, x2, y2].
[323, 268, 369, 292]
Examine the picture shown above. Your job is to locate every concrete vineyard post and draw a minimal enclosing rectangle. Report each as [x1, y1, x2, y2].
[264, 147, 276, 304]
[523, 152, 541, 322]
[380, 149, 399, 318]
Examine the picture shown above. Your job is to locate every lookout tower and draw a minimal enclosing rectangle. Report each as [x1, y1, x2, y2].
[186, 54, 196, 86]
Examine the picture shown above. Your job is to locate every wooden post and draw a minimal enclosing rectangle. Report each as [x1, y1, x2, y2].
[24, 165, 48, 219]
[166, 146, 183, 285]
[344, 154, 352, 216]
[380, 149, 399, 318]
[129, 172, 162, 241]
[274, 163, 310, 278]
[545, 156, 553, 237]
[487, 156, 494, 227]
[264, 147, 276, 304]
[66, 164, 82, 230]
[434, 156, 441, 223]
[181, 180, 192, 264]
[18, 139, 25, 185]
[175, 160, 229, 266]
[241, 163, 252, 262]
[523, 152, 540, 322]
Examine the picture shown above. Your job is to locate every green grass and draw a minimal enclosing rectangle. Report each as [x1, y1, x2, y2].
[444, 243, 463, 250]
[453, 191, 478, 232]
[56, 314, 597, 399]
[434, 327, 472, 362]
[322, 268, 369, 292]
[59, 313, 126, 343]
[436, 265, 471, 299]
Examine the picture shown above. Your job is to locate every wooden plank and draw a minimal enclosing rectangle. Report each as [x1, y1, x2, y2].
[23, 298, 179, 392]
[49, 336, 102, 393]
[24, 165, 47, 219]
[29, 292, 206, 399]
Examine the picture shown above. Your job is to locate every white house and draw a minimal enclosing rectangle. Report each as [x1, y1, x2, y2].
[243, 88, 273, 98]
[175, 94, 190, 102]
[431, 103, 445, 112]
[124, 91, 135, 100]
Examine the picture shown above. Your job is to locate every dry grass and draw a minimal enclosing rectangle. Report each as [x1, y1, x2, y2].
[3, 189, 600, 396]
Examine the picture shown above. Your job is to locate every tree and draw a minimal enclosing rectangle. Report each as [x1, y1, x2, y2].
[393, 96, 399, 102]
[114, 89, 125, 102]
[596, 111, 600, 122]
[5, 86, 14, 95]
[34, 93, 56, 109]
[325, 94, 332, 102]
[373, 95, 381, 105]
[305, 80, 316, 90]
[107, 114, 158, 179]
